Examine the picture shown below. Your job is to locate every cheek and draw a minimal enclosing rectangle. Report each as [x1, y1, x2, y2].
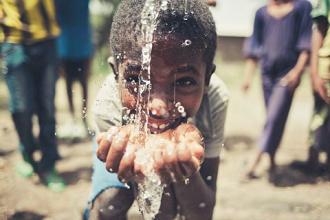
[120, 88, 137, 110]
[179, 95, 203, 117]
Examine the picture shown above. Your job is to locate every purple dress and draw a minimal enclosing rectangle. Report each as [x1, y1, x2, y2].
[244, 0, 312, 155]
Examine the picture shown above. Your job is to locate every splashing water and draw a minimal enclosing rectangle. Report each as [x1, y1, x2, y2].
[133, 0, 168, 219]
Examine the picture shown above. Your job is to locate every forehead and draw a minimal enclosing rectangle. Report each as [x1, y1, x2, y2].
[120, 33, 206, 68]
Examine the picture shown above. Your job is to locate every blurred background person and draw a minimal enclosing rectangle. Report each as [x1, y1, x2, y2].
[241, 0, 313, 182]
[0, 0, 65, 192]
[55, 0, 94, 141]
[293, 0, 330, 174]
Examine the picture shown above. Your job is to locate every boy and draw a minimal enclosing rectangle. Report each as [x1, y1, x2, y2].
[55, 0, 94, 140]
[86, 0, 229, 219]
[241, 0, 312, 181]
[0, 0, 65, 192]
[305, 0, 330, 174]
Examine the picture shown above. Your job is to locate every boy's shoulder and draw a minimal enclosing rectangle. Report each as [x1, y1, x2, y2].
[294, 0, 312, 10]
[208, 74, 229, 104]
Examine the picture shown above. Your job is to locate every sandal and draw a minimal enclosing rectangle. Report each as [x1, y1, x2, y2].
[40, 167, 66, 193]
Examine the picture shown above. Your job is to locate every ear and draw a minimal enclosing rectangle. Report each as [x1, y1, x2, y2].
[204, 63, 216, 94]
[108, 56, 118, 79]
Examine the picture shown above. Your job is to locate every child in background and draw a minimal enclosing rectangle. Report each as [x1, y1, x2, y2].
[85, 0, 229, 219]
[55, 0, 94, 140]
[242, 0, 313, 181]
[302, 0, 330, 174]
[0, 0, 65, 192]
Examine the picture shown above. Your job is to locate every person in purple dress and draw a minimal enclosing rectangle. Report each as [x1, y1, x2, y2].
[241, 0, 313, 182]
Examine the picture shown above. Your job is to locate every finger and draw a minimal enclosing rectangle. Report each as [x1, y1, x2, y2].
[187, 140, 205, 164]
[320, 86, 330, 104]
[97, 126, 120, 161]
[177, 143, 197, 177]
[96, 132, 106, 144]
[174, 123, 201, 143]
[164, 143, 184, 182]
[105, 131, 128, 172]
[118, 144, 136, 183]
[153, 149, 171, 184]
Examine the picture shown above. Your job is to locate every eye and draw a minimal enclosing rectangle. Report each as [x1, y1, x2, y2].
[175, 78, 196, 87]
[126, 75, 139, 84]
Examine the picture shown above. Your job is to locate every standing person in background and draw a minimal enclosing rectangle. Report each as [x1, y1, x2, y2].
[0, 0, 65, 192]
[55, 0, 94, 141]
[241, 0, 313, 182]
[301, 0, 330, 174]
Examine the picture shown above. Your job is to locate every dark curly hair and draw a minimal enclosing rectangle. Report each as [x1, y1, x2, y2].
[110, 0, 217, 74]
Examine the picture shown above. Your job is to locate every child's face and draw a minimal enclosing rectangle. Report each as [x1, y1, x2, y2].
[115, 34, 212, 134]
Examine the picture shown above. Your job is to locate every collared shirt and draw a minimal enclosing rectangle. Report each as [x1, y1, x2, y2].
[92, 73, 229, 159]
[0, 0, 60, 43]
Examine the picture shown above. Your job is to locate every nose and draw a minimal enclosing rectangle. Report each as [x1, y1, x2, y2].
[148, 95, 171, 117]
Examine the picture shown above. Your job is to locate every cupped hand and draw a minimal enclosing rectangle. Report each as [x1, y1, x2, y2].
[96, 123, 205, 185]
[152, 123, 205, 185]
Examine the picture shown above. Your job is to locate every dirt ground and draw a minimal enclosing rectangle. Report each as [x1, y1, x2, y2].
[0, 60, 330, 220]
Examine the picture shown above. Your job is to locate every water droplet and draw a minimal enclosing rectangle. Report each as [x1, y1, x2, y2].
[199, 203, 206, 208]
[178, 106, 185, 113]
[207, 176, 212, 181]
[184, 178, 190, 185]
[183, 14, 189, 20]
[108, 205, 114, 210]
[99, 208, 104, 213]
[181, 39, 192, 47]
[78, 68, 81, 72]
[123, 183, 130, 189]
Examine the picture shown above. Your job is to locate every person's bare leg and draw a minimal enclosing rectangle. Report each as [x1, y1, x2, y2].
[66, 76, 75, 119]
[268, 153, 277, 182]
[246, 149, 263, 177]
[88, 187, 134, 220]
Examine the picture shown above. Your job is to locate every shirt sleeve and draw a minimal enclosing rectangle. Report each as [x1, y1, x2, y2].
[243, 8, 263, 59]
[92, 74, 122, 133]
[202, 75, 229, 158]
[296, 0, 313, 52]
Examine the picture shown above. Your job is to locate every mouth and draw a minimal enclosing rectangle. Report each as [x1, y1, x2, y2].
[147, 117, 184, 134]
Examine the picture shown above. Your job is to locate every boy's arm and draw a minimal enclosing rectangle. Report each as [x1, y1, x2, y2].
[309, 17, 330, 103]
[242, 58, 258, 92]
[171, 157, 219, 220]
[281, 50, 309, 93]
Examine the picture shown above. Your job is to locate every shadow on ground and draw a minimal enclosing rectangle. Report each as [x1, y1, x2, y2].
[268, 162, 330, 187]
[8, 211, 46, 220]
[61, 167, 93, 185]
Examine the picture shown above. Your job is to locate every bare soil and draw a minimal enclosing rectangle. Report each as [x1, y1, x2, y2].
[0, 63, 329, 220]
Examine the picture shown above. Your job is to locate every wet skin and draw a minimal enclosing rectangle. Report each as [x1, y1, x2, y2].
[97, 34, 211, 184]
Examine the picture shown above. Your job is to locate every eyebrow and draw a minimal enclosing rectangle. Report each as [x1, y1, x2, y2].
[174, 65, 200, 76]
